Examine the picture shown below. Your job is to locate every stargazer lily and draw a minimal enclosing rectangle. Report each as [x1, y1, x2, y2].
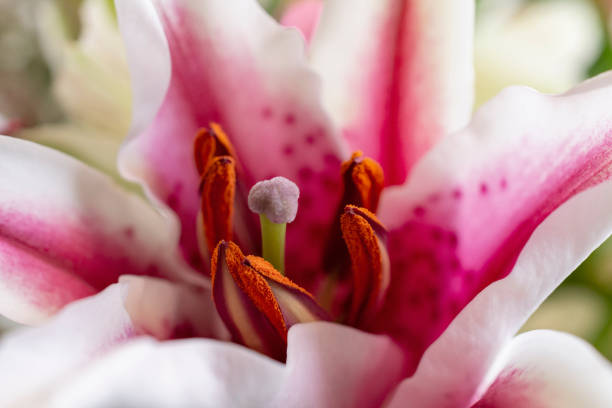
[1, 0, 612, 406]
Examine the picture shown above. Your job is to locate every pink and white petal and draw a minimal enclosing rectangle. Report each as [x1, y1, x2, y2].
[46, 323, 404, 408]
[309, 0, 474, 184]
[379, 75, 612, 406]
[280, 0, 323, 44]
[120, 275, 228, 340]
[471, 330, 612, 408]
[48, 337, 284, 408]
[0, 284, 137, 407]
[116, 0, 347, 283]
[0, 277, 225, 407]
[275, 322, 405, 408]
[0, 136, 200, 324]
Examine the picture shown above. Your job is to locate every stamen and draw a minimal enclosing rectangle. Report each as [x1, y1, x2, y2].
[248, 177, 299, 273]
[340, 205, 390, 327]
[340, 151, 384, 212]
[211, 241, 328, 361]
[323, 151, 385, 275]
[193, 123, 236, 175]
[199, 156, 236, 257]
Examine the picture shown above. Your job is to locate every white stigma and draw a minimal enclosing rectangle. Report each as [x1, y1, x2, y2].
[248, 176, 300, 224]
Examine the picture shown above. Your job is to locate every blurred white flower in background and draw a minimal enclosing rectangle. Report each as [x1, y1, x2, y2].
[475, 0, 601, 106]
[17, 0, 133, 187]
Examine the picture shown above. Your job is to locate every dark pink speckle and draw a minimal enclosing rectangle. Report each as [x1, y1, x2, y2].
[413, 206, 426, 217]
[123, 227, 135, 239]
[261, 106, 273, 119]
[452, 188, 463, 200]
[500, 178, 508, 190]
[480, 183, 489, 195]
[284, 113, 296, 125]
[298, 167, 314, 181]
[304, 133, 316, 145]
[323, 152, 341, 167]
[282, 145, 294, 156]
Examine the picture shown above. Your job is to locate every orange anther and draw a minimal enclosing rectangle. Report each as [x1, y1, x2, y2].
[212, 241, 287, 340]
[323, 151, 384, 275]
[200, 156, 236, 255]
[193, 123, 236, 176]
[341, 151, 384, 213]
[340, 205, 389, 326]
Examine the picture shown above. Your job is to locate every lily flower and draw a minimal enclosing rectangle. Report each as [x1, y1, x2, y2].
[1, 0, 612, 406]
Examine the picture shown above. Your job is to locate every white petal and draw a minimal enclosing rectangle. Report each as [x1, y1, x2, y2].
[0, 284, 135, 407]
[473, 330, 612, 408]
[46, 323, 404, 408]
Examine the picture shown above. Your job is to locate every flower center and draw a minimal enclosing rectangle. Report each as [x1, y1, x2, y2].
[194, 124, 390, 360]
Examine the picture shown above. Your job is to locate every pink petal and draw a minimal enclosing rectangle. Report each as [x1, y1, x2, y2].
[0, 277, 225, 406]
[0, 137, 200, 324]
[471, 331, 612, 408]
[116, 0, 347, 285]
[309, 0, 474, 184]
[378, 73, 612, 406]
[280, 0, 323, 44]
[46, 323, 404, 407]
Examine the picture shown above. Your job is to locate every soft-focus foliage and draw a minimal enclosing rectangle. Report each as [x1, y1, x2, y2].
[0, 0, 61, 126]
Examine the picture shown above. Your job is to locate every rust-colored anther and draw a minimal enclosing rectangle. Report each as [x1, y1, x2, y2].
[340, 205, 390, 326]
[323, 151, 385, 275]
[340, 151, 384, 213]
[200, 156, 236, 255]
[193, 123, 236, 176]
[212, 241, 287, 341]
[211, 241, 328, 361]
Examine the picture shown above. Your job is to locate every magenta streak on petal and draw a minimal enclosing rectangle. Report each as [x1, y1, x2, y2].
[146, 5, 343, 287]
[0, 208, 170, 312]
[0, 236, 96, 313]
[373, 133, 612, 373]
[342, 3, 435, 186]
